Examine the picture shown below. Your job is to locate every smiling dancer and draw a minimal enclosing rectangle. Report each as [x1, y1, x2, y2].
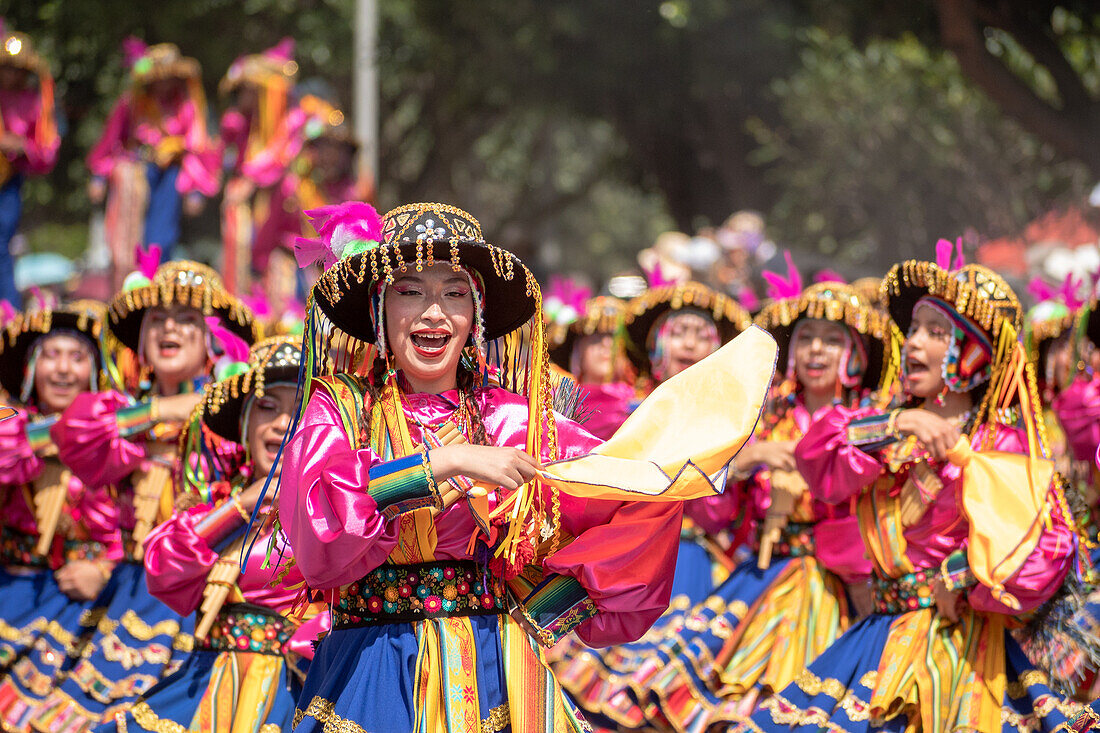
[277, 201, 773, 732]
[0, 303, 117, 732]
[734, 249, 1090, 732]
[619, 273, 898, 732]
[102, 336, 327, 733]
[32, 262, 257, 731]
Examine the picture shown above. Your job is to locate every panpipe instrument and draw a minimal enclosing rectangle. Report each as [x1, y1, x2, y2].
[757, 469, 809, 570]
[33, 458, 71, 557]
[195, 534, 246, 641]
[131, 441, 176, 561]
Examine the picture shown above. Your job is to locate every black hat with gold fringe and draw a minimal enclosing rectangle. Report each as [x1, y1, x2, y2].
[0, 301, 106, 403]
[202, 336, 302, 444]
[623, 282, 752, 376]
[549, 296, 628, 372]
[303, 202, 539, 345]
[106, 260, 259, 355]
[755, 281, 899, 395]
[851, 276, 884, 307]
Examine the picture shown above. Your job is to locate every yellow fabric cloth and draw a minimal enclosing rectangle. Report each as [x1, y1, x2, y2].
[193, 651, 285, 733]
[946, 438, 1054, 610]
[539, 326, 777, 501]
[871, 608, 1005, 733]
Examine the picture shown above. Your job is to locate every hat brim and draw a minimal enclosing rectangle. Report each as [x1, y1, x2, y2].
[313, 240, 536, 344]
[202, 365, 300, 443]
[108, 282, 258, 355]
[624, 285, 751, 376]
[0, 312, 102, 399]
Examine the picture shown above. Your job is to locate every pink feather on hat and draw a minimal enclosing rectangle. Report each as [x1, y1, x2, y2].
[641, 259, 680, 288]
[1028, 277, 1058, 303]
[122, 36, 148, 69]
[294, 202, 383, 271]
[935, 237, 966, 271]
[1059, 273, 1084, 310]
[134, 243, 161, 280]
[0, 300, 15, 325]
[241, 285, 272, 320]
[265, 37, 294, 62]
[814, 269, 846, 285]
[205, 317, 249, 362]
[762, 251, 803, 300]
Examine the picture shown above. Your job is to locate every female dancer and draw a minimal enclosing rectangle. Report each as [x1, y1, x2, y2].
[738, 255, 1088, 732]
[554, 280, 754, 728]
[104, 336, 325, 733]
[87, 41, 218, 286]
[280, 201, 773, 732]
[0, 24, 59, 306]
[548, 295, 636, 440]
[36, 262, 257, 731]
[0, 304, 116, 731]
[628, 277, 897, 731]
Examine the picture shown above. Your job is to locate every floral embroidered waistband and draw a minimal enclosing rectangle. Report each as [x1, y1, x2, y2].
[332, 560, 507, 628]
[872, 568, 936, 614]
[196, 603, 292, 656]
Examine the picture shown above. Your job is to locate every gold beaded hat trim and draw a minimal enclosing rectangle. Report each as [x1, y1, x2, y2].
[882, 260, 1022, 341]
[851, 276, 884, 307]
[107, 260, 258, 354]
[0, 302, 106, 398]
[312, 202, 539, 343]
[202, 336, 303, 443]
[548, 296, 628, 372]
[131, 43, 201, 84]
[1025, 307, 1084, 366]
[624, 281, 752, 374]
[1, 32, 46, 74]
[755, 282, 900, 393]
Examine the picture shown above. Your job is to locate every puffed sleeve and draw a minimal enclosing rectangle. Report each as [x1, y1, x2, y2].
[86, 96, 131, 179]
[1053, 375, 1100, 463]
[540, 414, 685, 647]
[14, 89, 59, 176]
[684, 486, 743, 535]
[69, 479, 123, 561]
[142, 503, 219, 615]
[0, 408, 43, 486]
[51, 391, 148, 489]
[278, 388, 399, 590]
[795, 405, 884, 505]
[218, 108, 249, 172]
[174, 98, 220, 197]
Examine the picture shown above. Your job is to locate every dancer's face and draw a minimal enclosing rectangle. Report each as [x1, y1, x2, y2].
[33, 334, 95, 414]
[385, 264, 474, 394]
[143, 305, 208, 385]
[792, 319, 849, 397]
[245, 385, 296, 477]
[657, 311, 719, 380]
[903, 303, 951, 398]
[576, 333, 613, 384]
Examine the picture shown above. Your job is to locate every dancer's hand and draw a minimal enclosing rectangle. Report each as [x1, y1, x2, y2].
[429, 444, 542, 491]
[734, 440, 797, 474]
[56, 560, 110, 601]
[153, 393, 203, 424]
[931, 576, 964, 624]
[237, 478, 274, 513]
[894, 410, 961, 461]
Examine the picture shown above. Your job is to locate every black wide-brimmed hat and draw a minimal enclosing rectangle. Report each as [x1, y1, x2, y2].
[623, 281, 752, 376]
[0, 302, 105, 401]
[882, 260, 1022, 340]
[548, 296, 627, 371]
[755, 281, 898, 393]
[311, 202, 538, 343]
[107, 260, 259, 355]
[201, 336, 302, 444]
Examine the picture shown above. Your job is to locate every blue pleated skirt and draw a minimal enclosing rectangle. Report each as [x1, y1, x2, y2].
[32, 561, 193, 732]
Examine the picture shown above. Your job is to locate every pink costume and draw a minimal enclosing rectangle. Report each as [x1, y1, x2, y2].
[797, 405, 1074, 615]
[281, 384, 684, 648]
[87, 92, 219, 198]
[1053, 375, 1100, 465]
[0, 87, 59, 176]
[143, 501, 326, 660]
[577, 381, 636, 441]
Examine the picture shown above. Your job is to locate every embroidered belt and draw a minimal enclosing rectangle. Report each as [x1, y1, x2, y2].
[0, 527, 106, 568]
[872, 568, 936, 614]
[332, 560, 507, 629]
[751, 521, 816, 559]
[196, 603, 292, 656]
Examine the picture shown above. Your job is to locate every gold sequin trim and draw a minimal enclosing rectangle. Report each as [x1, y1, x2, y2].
[1006, 669, 1050, 698]
[294, 696, 365, 733]
[794, 669, 848, 700]
[480, 702, 509, 733]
